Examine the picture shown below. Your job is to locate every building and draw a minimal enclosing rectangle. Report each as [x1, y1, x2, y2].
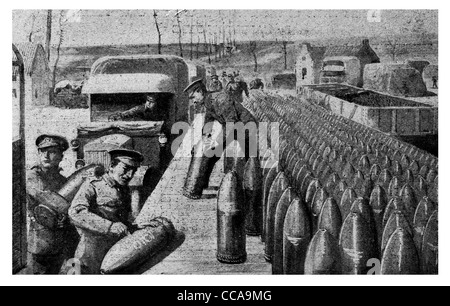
[295, 43, 326, 88]
[13, 42, 51, 107]
[322, 39, 380, 87]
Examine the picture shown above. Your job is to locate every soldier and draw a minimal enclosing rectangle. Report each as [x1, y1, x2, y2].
[69, 148, 146, 274]
[207, 74, 223, 93]
[220, 71, 228, 90]
[432, 76, 438, 89]
[249, 78, 264, 90]
[110, 94, 164, 121]
[26, 134, 75, 274]
[183, 79, 258, 199]
[225, 74, 249, 103]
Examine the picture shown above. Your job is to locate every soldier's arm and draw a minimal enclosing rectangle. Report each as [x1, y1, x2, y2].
[26, 169, 42, 212]
[120, 105, 143, 119]
[68, 181, 114, 236]
[243, 82, 249, 97]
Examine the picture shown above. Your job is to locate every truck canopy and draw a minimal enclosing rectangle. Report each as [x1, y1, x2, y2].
[82, 73, 175, 94]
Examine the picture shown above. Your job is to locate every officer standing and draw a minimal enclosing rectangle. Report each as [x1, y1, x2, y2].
[69, 149, 145, 274]
[26, 134, 74, 274]
[182, 79, 258, 199]
[220, 71, 228, 90]
[207, 74, 223, 93]
[225, 74, 249, 103]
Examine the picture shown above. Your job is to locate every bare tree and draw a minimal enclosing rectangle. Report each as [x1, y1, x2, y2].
[189, 14, 194, 60]
[175, 11, 183, 57]
[50, 11, 65, 101]
[45, 10, 52, 61]
[278, 26, 292, 70]
[153, 10, 162, 54]
[281, 41, 289, 70]
[385, 38, 408, 61]
[249, 41, 258, 72]
[28, 14, 37, 42]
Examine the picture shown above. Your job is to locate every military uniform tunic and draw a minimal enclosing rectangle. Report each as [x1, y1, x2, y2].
[225, 81, 249, 103]
[208, 79, 223, 93]
[69, 173, 132, 274]
[26, 165, 71, 274]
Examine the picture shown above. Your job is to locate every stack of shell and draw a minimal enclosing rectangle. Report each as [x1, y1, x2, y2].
[241, 90, 438, 275]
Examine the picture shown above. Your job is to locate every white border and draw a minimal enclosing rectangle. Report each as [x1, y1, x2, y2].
[2, 0, 448, 286]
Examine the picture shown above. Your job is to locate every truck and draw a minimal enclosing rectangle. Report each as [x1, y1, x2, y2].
[320, 56, 361, 87]
[72, 54, 190, 209]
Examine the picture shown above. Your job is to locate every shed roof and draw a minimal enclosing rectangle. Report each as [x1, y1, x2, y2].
[300, 43, 327, 62]
[324, 39, 380, 63]
[13, 42, 48, 76]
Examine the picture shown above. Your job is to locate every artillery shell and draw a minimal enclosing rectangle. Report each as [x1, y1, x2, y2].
[273, 188, 297, 274]
[183, 139, 217, 199]
[350, 198, 377, 250]
[305, 179, 321, 213]
[403, 169, 415, 186]
[400, 155, 410, 169]
[387, 176, 401, 199]
[342, 161, 356, 184]
[381, 211, 413, 254]
[318, 198, 342, 240]
[358, 155, 371, 174]
[300, 172, 315, 203]
[264, 172, 290, 262]
[339, 212, 377, 274]
[419, 165, 430, 178]
[421, 210, 438, 274]
[243, 157, 263, 236]
[380, 228, 420, 275]
[399, 184, 418, 224]
[426, 169, 438, 184]
[304, 229, 342, 274]
[369, 185, 388, 253]
[409, 160, 420, 175]
[332, 181, 348, 205]
[101, 218, 175, 274]
[413, 197, 436, 254]
[391, 161, 402, 178]
[339, 187, 358, 220]
[429, 176, 438, 204]
[325, 173, 340, 194]
[283, 197, 311, 274]
[382, 197, 407, 230]
[382, 156, 392, 169]
[369, 164, 382, 183]
[217, 171, 247, 264]
[224, 140, 247, 184]
[311, 188, 329, 233]
[262, 162, 280, 242]
[414, 175, 428, 200]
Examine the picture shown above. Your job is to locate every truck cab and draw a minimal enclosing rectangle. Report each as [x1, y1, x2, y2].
[320, 56, 361, 87]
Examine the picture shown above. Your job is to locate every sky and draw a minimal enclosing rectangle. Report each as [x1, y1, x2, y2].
[12, 9, 438, 47]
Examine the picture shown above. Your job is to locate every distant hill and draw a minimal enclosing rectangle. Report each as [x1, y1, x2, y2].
[55, 34, 438, 83]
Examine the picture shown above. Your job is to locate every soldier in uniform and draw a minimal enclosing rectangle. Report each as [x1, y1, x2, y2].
[225, 73, 249, 104]
[432, 76, 438, 89]
[249, 78, 264, 90]
[207, 74, 223, 93]
[69, 148, 146, 274]
[220, 71, 228, 90]
[110, 94, 166, 121]
[26, 134, 75, 274]
[183, 79, 258, 199]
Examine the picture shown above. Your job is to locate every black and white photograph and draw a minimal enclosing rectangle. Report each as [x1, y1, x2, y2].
[8, 3, 444, 285]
